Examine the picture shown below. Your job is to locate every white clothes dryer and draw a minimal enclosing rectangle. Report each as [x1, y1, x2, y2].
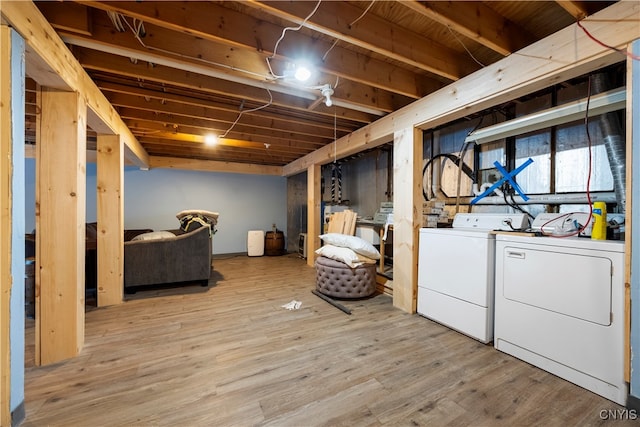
[494, 234, 627, 405]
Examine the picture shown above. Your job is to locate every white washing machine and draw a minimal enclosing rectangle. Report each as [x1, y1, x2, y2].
[494, 234, 627, 405]
[417, 213, 528, 343]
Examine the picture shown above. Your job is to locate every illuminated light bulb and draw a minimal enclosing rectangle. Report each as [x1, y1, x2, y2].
[204, 134, 218, 146]
[294, 65, 312, 82]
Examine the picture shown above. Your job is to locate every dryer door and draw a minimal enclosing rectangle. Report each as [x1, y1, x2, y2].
[501, 245, 612, 326]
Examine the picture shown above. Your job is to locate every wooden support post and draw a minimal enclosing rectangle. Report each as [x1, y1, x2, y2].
[0, 1, 149, 168]
[307, 164, 321, 267]
[35, 88, 86, 365]
[392, 128, 422, 313]
[96, 135, 124, 306]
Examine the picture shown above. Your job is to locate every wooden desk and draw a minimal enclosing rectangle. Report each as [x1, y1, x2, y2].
[355, 221, 393, 273]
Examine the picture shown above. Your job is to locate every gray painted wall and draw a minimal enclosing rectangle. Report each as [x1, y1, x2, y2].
[25, 162, 288, 255]
[10, 28, 25, 415]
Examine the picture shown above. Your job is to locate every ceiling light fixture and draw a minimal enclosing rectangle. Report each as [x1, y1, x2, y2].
[204, 134, 219, 146]
[294, 64, 312, 82]
[320, 84, 334, 107]
[61, 36, 385, 115]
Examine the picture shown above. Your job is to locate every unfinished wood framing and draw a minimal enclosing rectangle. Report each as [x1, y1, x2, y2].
[392, 128, 422, 313]
[283, 1, 640, 177]
[291, 1, 639, 313]
[150, 156, 283, 176]
[0, 1, 148, 167]
[306, 164, 321, 268]
[35, 88, 86, 365]
[96, 135, 124, 307]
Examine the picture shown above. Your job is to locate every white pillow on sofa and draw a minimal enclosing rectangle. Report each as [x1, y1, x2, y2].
[131, 231, 176, 241]
[315, 244, 377, 268]
[319, 233, 380, 260]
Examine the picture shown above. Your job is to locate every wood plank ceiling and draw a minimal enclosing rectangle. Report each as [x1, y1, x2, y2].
[29, 0, 616, 168]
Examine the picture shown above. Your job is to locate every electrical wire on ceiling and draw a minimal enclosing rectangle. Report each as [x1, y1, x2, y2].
[115, 12, 273, 81]
[219, 89, 274, 139]
[322, 0, 376, 62]
[111, 11, 276, 142]
[576, 19, 640, 61]
[107, 11, 126, 32]
[266, 0, 323, 79]
[447, 25, 485, 68]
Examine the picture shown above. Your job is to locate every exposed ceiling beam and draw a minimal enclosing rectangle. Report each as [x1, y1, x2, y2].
[399, 0, 535, 56]
[60, 31, 390, 116]
[107, 93, 343, 142]
[283, 1, 638, 176]
[555, 1, 591, 20]
[149, 156, 283, 176]
[72, 0, 442, 99]
[120, 113, 328, 151]
[132, 129, 309, 155]
[0, 1, 149, 167]
[97, 81, 361, 133]
[245, 0, 479, 81]
[142, 141, 296, 165]
[35, 2, 92, 36]
[73, 47, 381, 123]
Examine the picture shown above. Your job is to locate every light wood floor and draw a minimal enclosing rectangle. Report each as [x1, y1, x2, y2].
[23, 254, 632, 426]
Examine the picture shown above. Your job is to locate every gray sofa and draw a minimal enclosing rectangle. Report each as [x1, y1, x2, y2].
[124, 225, 212, 292]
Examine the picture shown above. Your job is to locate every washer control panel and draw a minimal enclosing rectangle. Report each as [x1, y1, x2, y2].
[452, 213, 528, 231]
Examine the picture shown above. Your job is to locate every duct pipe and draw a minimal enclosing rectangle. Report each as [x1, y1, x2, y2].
[592, 72, 626, 213]
[443, 191, 617, 206]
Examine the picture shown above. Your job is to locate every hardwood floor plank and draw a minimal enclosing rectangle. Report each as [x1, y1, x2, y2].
[21, 254, 635, 426]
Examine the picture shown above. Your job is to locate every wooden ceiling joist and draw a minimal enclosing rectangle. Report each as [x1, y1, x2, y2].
[149, 156, 283, 176]
[400, 0, 535, 56]
[1, 1, 149, 167]
[102, 89, 358, 137]
[283, 1, 639, 176]
[74, 47, 379, 123]
[116, 106, 337, 145]
[245, 1, 479, 81]
[72, 0, 442, 99]
[7, 1, 628, 171]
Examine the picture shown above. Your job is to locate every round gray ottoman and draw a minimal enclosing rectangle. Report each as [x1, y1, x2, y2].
[315, 256, 377, 298]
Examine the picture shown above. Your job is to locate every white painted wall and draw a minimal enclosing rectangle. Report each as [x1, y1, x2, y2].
[25, 161, 288, 255]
